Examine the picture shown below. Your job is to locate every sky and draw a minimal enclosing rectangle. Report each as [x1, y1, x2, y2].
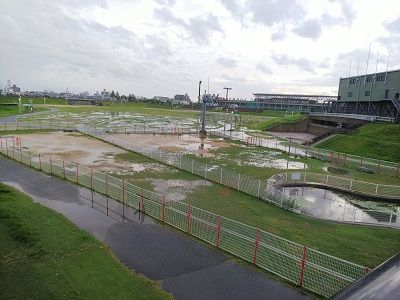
[0, 0, 400, 101]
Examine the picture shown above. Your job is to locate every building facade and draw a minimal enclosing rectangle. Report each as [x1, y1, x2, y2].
[332, 69, 400, 119]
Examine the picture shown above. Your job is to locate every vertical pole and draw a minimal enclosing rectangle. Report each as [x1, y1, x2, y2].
[91, 168, 94, 207]
[161, 195, 166, 222]
[39, 153, 41, 170]
[122, 180, 125, 221]
[220, 168, 223, 183]
[140, 189, 144, 223]
[257, 179, 261, 198]
[106, 176, 109, 216]
[76, 164, 79, 183]
[63, 160, 66, 178]
[375, 184, 379, 195]
[187, 205, 191, 233]
[50, 156, 53, 174]
[299, 246, 308, 288]
[29, 150, 32, 167]
[179, 154, 182, 169]
[191, 159, 194, 173]
[389, 212, 393, 227]
[237, 173, 241, 190]
[252, 228, 261, 265]
[216, 216, 221, 248]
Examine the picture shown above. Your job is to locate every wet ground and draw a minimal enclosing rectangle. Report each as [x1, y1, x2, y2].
[283, 186, 400, 225]
[0, 155, 310, 300]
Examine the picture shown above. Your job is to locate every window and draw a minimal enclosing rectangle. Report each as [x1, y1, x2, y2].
[349, 78, 357, 84]
[376, 74, 386, 82]
[366, 75, 373, 83]
[385, 90, 389, 99]
[396, 93, 400, 100]
[365, 91, 370, 96]
[348, 92, 353, 97]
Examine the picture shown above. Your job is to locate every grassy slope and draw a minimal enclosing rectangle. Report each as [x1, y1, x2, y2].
[0, 183, 171, 299]
[316, 123, 400, 162]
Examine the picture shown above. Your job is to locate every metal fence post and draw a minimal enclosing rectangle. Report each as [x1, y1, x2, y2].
[187, 205, 191, 233]
[252, 228, 261, 265]
[63, 161, 66, 178]
[29, 150, 32, 167]
[76, 164, 79, 183]
[299, 246, 308, 288]
[179, 154, 182, 169]
[389, 212, 393, 227]
[216, 216, 221, 248]
[122, 180, 125, 221]
[191, 159, 194, 174]
[237, 173, 241, 190]
[257, 179, 261, 198]
[161, 195, 166, 222]
[375, 184, 379, 195]
[50, 156, 53, 174]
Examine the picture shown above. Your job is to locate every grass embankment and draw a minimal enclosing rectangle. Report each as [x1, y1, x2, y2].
[316, 123, 400, 162]
[0, 183, 171, 299]
[0, 95, 67, 105]
[240, 112, 306, 130]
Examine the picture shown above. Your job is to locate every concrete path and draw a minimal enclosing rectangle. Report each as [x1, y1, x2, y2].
[0, 155, 310, 300]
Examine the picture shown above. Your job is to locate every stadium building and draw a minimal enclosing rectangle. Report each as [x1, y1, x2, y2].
[328, 69, 400, 119]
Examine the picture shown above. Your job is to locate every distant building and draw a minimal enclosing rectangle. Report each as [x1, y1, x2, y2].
[173, 93, 191, 105]
[334, 69, 400, 119]
[4, 80, 21, 95]
[153, 96, 172, 103]
[100, 89, 112, 101]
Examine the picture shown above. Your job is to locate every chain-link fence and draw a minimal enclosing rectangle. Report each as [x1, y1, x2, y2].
[0, 136, 368, 298]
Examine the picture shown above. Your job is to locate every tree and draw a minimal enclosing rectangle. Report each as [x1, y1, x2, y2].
[116, 91, 120, 100]
[110, 90, 115, 98]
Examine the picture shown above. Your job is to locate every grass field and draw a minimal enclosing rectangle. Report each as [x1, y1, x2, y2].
[0, 183, 171, 299]
[317, 123, 400, 162]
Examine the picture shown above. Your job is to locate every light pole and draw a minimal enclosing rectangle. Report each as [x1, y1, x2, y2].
[223, 87, 232, 102]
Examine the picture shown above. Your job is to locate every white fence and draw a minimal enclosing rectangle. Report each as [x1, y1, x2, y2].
[77, 125, 400, 229]
[267, 173, 400, 228]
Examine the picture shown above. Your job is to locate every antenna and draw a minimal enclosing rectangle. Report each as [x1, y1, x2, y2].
[347, 60, 352, 88]
[356, 58, 360, 86]
[364, 43, 371, 86]
[384, 50, 390, 85]
[374, 52, 380, 83]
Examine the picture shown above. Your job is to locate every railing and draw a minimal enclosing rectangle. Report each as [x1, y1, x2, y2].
[0, 136, 367, 298]
[308, 112, 396, 123]
[77, 125, 400, 229]
[267, 173, 400, 228]
[1, 120, 399, 179]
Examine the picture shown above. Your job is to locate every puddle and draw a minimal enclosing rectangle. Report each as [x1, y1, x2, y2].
[150, 179, 212, 201]
[284, 186, 400, 225]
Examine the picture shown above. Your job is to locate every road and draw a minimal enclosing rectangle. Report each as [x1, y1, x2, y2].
[0, 155, 310, 299]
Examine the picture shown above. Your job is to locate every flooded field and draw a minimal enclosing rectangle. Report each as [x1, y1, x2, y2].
[284, 186, 400, 225]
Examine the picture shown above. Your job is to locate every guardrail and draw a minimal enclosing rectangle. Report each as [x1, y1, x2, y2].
[267, 173, 400, 228]
[0, 136, 368, 298]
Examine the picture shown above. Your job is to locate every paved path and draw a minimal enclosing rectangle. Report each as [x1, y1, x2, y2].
[0, 107, 58, 123]
[0, 155, 310, 300]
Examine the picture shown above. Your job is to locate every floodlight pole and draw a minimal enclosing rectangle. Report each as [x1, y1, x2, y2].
[224, 87, 232, 102]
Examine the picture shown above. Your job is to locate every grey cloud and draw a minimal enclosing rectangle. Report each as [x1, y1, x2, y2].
[272, 54, 315, 73]
[385, 17, 400, 33]
[153, 8, 223, 45]
[256, 63, 272, 74]
[247, 0, 305, 27]
[217, 57, 237, 67]
[154, 0, 176, 5]
[293, 19, 322, 40]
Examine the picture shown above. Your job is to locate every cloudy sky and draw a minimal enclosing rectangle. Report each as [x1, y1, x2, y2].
[1, 0, 399, 100]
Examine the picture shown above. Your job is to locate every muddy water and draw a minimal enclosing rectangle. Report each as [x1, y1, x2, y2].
[150, 179, 212, 201]
[284, 186, 400, 225]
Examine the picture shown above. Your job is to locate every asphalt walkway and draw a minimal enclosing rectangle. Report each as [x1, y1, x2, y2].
[0, 155, 310, 299]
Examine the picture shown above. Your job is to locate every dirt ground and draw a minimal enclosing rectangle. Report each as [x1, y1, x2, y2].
[121, 133, 231, 155]
[8, 131, 128, 171]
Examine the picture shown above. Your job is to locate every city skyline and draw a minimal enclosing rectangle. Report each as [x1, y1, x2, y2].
[1, 0, 400, 101]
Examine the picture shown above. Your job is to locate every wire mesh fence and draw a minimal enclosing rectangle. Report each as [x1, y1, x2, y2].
[77, 125, 400, 229]
[1, 120, 399, 178]
[269, 172, 400, 228]
[0, 136, 368, 298]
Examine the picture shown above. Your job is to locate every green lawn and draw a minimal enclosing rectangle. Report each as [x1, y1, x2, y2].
[316, 123, 400, 162]
[0, 183, 171, 299]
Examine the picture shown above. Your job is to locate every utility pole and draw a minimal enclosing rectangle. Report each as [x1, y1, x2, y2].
[223, 87, 232, 102]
